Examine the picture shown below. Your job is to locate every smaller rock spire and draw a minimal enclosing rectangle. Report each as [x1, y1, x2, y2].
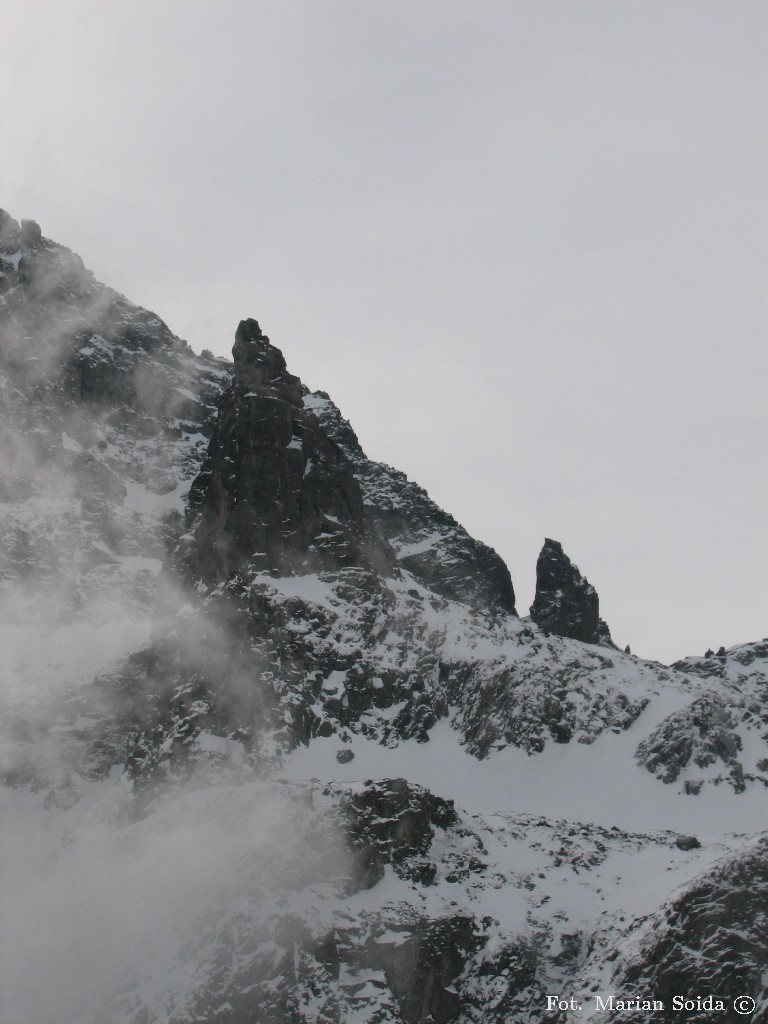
[529, 538, 614, 646]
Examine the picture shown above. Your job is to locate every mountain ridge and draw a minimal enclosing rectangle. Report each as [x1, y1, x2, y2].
[2, 211, 766, 1024]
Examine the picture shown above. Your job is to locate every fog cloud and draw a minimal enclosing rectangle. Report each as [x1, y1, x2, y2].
[1, 777, 350, 1024]
[0, 239, 352, 1022]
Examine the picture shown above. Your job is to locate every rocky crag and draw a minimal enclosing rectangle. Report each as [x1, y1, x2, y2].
[2, 211, 767, 1024]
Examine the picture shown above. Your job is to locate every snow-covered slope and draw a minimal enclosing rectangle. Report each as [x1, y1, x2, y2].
[1, 211, 766, 1024]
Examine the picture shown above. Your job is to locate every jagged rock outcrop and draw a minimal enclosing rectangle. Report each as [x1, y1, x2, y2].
[367, 914, 485, 1024]
[634, 639, 768, 795]
[334, 778, 458, 886]
[444, 639, 649, 757]
[185, 320, 394, 583]
[529, 538, 613, 646]
[672, 638, 768, 684]
[304, 391, 516, 614]
[635, 694, 745, 793]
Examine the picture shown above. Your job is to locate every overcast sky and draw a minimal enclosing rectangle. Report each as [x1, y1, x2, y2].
[3, 1, 765, 662]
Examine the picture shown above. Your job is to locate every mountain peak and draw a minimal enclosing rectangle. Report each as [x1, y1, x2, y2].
[231, 317, 303, 405]
[233, 316, 272, 364]
[186, 320, 394, 582]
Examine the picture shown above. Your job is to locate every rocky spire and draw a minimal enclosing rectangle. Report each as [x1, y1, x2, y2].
[186, 320, 395, 583]
[529, 538, 614, 646]
[231, 317, 303, 400]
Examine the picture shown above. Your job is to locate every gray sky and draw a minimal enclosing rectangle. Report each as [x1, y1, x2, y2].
[3, 1, 766, 662]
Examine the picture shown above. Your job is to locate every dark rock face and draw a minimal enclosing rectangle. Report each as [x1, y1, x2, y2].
[368, 914, 484, 1024]
[328, 779, 488, 1023]
[529, 538, 613, 646]
[336, 778, 457, 882]
[186, 320, 394, 583]
[461, 939, 541, 1023]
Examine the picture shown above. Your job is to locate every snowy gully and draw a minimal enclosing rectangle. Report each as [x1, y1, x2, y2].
[545, 993, 750, 1015]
